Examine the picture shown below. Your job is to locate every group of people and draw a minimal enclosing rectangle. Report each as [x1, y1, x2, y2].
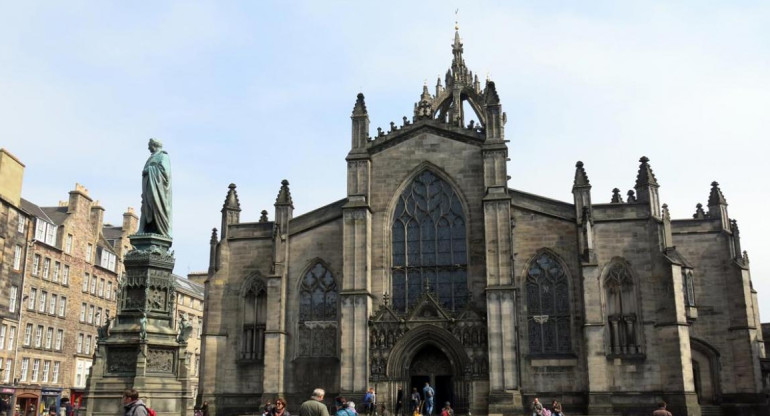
[530, 397, 564, 416]
[293, 387, 451, 416]
[405, 382, 451, 416]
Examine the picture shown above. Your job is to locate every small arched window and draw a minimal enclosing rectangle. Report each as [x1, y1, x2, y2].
[298, 262, 338, 357]
[526, 252, 572, 354]
[241, 278, 267, 361]
[682, 269, 696, 307]
[604, 262, 641, 355]
[391, 170, 467, 313]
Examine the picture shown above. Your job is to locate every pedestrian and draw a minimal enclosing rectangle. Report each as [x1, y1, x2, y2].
[422, 383, 435, 416]
[550, 400, 562, 416]
[652, 402, 672, 416]
[379, 404, 390, 416]
[347, 402, 358, 415]
[531, 398, 543, 416]
[363, 388, 375, 416]
[274, 398, 290, 416]
[201, 401, 209, 416]
[59, 398, 73, 416]
[440, 402, 453, 416]
[395, 386, 403, 416]
[410, 388, 420, 415]
[335, 397, 352, 416]
[122, 389, 149, 416]
[264, 400, 275, 416]
[299, 389, 330, 416]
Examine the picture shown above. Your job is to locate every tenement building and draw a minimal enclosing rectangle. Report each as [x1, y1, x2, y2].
[199, 30, 766, 416]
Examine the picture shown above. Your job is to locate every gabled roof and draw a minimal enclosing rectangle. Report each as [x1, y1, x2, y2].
[20, 198, 57, 224]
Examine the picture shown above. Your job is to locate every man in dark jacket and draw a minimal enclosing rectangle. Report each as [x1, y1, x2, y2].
[123, 389, 148, 416]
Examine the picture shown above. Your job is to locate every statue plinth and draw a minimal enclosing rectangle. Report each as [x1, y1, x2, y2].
[84, 234, 193, 416]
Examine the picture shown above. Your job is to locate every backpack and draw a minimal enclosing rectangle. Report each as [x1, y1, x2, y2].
[141, 404, 157, 416]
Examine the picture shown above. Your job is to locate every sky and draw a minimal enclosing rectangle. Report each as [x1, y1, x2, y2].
[2, 2, 769, 317]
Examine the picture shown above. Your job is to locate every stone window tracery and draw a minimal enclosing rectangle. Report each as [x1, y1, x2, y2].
[241, 278, 267, 361]
[604, 262, 642, 355]
[298, 262, 338, 357]
[526, 252, 572, 354]
[391, 170, 467, 313]
[682, 269, 696, 307]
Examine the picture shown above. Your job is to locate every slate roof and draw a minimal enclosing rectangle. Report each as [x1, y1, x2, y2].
[174, 274, 204, 299]
[20, 198, 57, 224]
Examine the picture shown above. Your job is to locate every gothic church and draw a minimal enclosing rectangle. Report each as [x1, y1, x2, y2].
[199, 29, 767, 416]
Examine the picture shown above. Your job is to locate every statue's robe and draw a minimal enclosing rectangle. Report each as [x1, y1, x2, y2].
[139, 150, 172, 237]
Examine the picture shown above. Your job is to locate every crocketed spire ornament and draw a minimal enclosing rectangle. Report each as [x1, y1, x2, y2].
[626, 190, 637, 203]
[222, 183, 241, 211]
[275, 179, 293, 206]
[573, 161, 590, 188]
[707, 181, 727, 206]
[693, 203, 706, 219]
[352, 93, 367, 116]
[210, 228, 218, 244]
[259, 210, 269, 223]
[611, 188, 623, 203]
[634, 156, 659, 188]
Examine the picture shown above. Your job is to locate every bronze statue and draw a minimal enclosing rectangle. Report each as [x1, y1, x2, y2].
[139, 138, 173, 238]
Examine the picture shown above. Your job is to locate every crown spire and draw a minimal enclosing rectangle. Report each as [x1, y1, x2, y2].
[222, 183, 241, 211]
[573, 161, 591, 188]
[275, 179, 293, 206]
[634, 156, 659, 188]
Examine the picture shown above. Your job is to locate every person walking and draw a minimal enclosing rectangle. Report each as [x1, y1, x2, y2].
[550, 400, 562, 416]
[440, 402, 453, 416]
[122, 389, 148, 416]
[335, 397, 353, 416]
[531, 397, 543, 416]
[652, 402, 672, 416]
[422, 383, 435, 416]
[410, 388, 421, 415]
[299, 389, 330, 416]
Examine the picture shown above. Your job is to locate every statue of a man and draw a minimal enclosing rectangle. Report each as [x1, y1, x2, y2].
[139, 138, 173, 238]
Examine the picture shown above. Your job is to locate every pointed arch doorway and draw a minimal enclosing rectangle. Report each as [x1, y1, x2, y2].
[408, 345, 454, 412]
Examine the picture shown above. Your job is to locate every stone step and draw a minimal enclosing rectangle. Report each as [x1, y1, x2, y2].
[700, 405, 724, 416]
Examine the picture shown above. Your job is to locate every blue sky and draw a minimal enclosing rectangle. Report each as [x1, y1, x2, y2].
[2, 2, 769, 317]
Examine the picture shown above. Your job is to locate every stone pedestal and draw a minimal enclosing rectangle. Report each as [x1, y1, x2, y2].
[83, 233, 194, 416]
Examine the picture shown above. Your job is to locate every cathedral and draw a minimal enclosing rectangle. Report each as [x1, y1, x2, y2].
[199, 29, 767, 416]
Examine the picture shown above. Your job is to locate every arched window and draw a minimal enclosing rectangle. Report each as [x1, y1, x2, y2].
[298, 263, 338, 357]
[391, 170, 467, 313]
[604, 262, 641, 355]
[241, 278, 267, 361]
[526, 252, 572, 354]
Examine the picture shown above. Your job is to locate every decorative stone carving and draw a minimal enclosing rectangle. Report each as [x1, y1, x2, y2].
[147, 348, 175, 373]
[107, 347, 137, 374]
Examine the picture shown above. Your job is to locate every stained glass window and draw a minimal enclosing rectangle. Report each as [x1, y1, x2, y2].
[298, 263, 338, 357]
[604, 262, 641, 355]
[241, 279, 266, 361]
[526, 252, 572, 354]
[391, 170, 467, 313]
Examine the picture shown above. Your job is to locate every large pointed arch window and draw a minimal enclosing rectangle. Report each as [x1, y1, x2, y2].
[604, 262, 642, 356]
[526, 252, 572, 354]
[391, 170, 467, 313]
[298, 262, 338, 357]
[241, 278, 267, 361]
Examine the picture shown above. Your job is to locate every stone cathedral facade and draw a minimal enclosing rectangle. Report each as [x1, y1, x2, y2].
[199, 30, 767, 416]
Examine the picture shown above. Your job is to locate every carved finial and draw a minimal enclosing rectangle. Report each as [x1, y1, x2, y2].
[626, 190, 637, 203]
[573, 161, 591, 188]
[635, 156, 659, 188]
[707, 181, 728, 206]
[383, 292, 390, 307]
[610, 188, 623, 203]
[743, 250, 750, 264]
[275, 180, 293, 206]
[259, 210, 268, 222]
[210, 228, 218, 244]
[352, 93, 367, 116]
[662, 203, 671, 221]
[222, 183, 241, 211]
[693, 203, 706, 219]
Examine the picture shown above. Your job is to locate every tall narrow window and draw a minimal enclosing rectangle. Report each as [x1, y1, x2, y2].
[86, 243, 93, 262]
[298, 263, 338, 357]
[682, 269, 696, 307]
[9, 286, 18, 313]
[2, 359, 10, 382]
[604, 262, 641, 355]
[7, 327, 15, 351]
[241, 278, 267, 361]
[65, 235, 73, 254]
[526, 252, 572, 354]
[62, 265, 70, 285]
[13, 246, 22, 270]
[53, 362, 60, 383]
[32, 254, 41, 275]
[52, 262, 60, 282]
[0, 325, 6, 349]
[20, 358, 29, 381]
[42, 258, 51, 279]
[391, 170, 467, 313]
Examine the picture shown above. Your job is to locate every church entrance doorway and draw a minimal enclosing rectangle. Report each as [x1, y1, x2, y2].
[407, 345, 454, 412]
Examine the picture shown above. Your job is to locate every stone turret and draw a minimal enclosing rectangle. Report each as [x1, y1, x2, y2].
[707, 181, 730, 231]
[633, 156, 661, 218]
[351, 93, 369, 151]
[220, 183, 241, 239]
[572, 161, 594, 262]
